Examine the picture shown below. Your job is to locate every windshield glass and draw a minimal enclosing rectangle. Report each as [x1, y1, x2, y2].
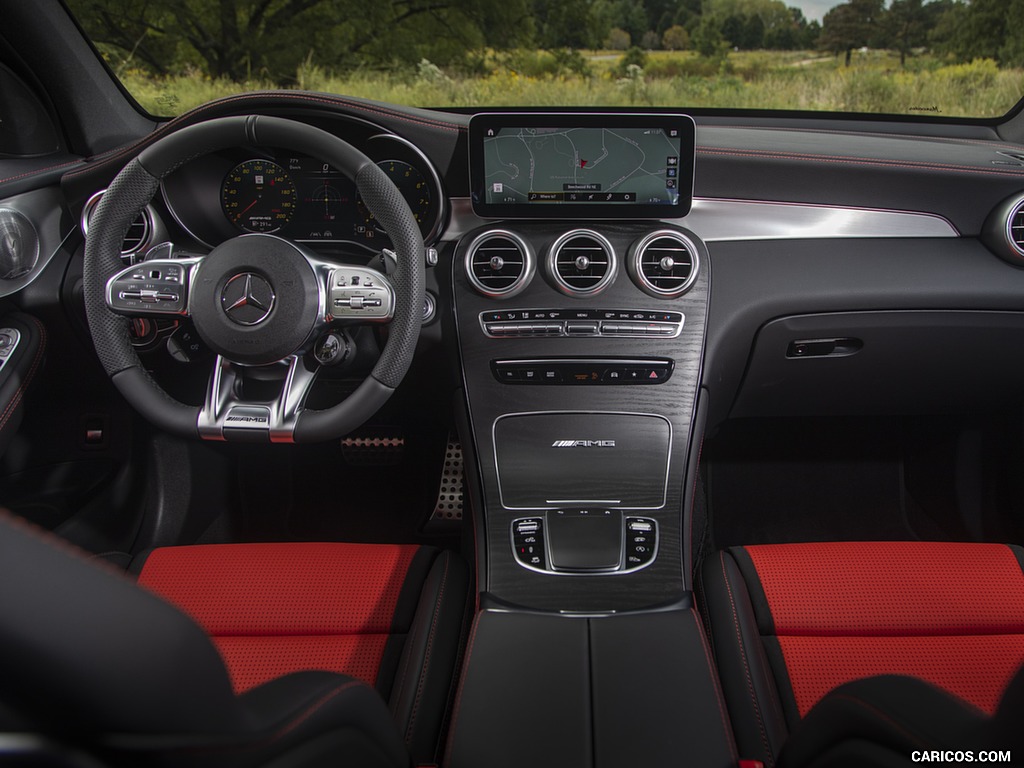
[66, 0, 1023, 119]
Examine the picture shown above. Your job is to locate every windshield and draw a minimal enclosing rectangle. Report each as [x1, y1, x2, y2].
[66, 0, 1023, 119]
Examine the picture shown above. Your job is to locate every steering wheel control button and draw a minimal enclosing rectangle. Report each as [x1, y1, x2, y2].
[106, 260, 192, 315]
[329, 266, 394, 321]
[166, 326, 209, 364]
[0, 328, 20, 368]
[492, 358, 673, 385]
[221, 272, 275, 326]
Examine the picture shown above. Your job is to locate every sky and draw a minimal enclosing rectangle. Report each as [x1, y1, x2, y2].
[793, 0, 838, 22]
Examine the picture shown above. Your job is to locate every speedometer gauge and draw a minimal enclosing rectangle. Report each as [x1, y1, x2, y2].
[360, 160, 431, 233]
[222, 160, 297, 233]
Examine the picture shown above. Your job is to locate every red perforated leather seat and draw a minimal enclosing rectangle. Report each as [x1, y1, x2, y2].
[700, 542, 1024, 767]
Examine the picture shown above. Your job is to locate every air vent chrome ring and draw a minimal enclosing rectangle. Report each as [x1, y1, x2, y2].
[82, 190, 157, 262]
[628, 229, 700, 298]
[547, 229, 617, 297]
[1004, 196, 1024, 259]
[465, 229, 535, 298]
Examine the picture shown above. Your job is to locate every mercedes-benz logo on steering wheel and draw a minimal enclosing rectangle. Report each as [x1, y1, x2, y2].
[221, 272, 275, 326]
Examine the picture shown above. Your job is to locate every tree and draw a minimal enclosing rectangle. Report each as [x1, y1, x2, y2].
[722, 14, 746, 46]
[606, 26, 632, 48]
[742, 14, 766, 47]
[931, 0, 1013, 64]
[885, 0, 930, 66]
[818, 0, 884, 65]
[693, 14, 728, 58]
[1000, 0, 1024, 65]
[67, 0, 535, 82]
[662, 24, 690, 49]
[534, 0, 601, 49]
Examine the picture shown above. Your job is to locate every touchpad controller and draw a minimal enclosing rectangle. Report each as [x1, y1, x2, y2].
[512, 511, 657, 574]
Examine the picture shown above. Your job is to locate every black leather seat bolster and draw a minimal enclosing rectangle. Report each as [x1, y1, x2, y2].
[699, 548, 792, 767]
[778, 674, 1004, 768]
[0, 510, 241, 736]
[386, 548, 470, 765]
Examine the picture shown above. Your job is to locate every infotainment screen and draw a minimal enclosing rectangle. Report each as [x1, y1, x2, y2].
[469, 113, 695, 219]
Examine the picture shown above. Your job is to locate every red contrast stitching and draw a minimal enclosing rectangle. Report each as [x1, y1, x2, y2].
[0, 159, 86, 187]
[823, 693, 931, 748]
[720, 552, 775, 767]
[442, 609, 480, 762]
[701, 123, 1024, 152]
[698, 146, 1024, 178]
[0, 316, 47, 434]
[63, 91, 465, 184]
[690, 605, 741, 764]
[406, 554, 450, 742]
[271, 680, 364, 741]
[0, 507, 124, 577]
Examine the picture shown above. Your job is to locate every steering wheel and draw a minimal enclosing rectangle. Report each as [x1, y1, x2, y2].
[82, 116, 425, 443]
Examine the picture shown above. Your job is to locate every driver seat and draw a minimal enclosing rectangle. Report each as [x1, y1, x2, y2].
[0, 510, 468, 767]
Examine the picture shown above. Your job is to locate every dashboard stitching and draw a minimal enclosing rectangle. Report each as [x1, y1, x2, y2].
[0, 159, 87, 187]
[702, 124, 1024, 151]
[698, 146, 1024, 177]
[62, 93, 464, 185]
[204, 92, 465, 133]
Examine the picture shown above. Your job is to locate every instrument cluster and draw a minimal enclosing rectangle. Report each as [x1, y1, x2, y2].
[161, 131, 445, 253]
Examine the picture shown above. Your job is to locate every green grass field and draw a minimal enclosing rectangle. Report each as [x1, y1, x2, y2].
[120, 49, 1024, 119]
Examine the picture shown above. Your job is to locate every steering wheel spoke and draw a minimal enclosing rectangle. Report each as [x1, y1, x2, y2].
[197, 355, 320, 443]
[105, 254, 203, 317]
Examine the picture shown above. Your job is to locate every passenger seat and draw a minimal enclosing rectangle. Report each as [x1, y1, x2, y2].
[699, 542, 1024, 767]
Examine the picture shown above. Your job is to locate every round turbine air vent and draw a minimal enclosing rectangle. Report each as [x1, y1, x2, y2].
[547, 229, 616, 296]
[629, 230, 699, 298]
[465, 229, 534, 298]
[1007, 200, 1024, 256]
[82, 190, 156, 264]
[0, 209, 40, 281]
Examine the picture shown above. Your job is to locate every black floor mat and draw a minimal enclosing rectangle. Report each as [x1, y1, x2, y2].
[708, 418, 920, 549]
[231, 425, 458, 547]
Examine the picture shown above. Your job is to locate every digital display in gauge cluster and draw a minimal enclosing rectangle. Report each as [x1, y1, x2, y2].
[163, 131, 445, 250]
[220, 154, 435, 245]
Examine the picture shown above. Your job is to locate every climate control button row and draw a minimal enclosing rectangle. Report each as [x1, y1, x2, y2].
[480, 308, 683, 339]
[492, 358, 673, 385]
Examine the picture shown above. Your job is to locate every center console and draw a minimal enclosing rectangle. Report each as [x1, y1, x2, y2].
[454, 212, 708, 611]
[446, 113, 733, 767]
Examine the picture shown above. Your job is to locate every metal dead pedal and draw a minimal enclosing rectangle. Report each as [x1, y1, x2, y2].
[340, 429, 405, 465]
[430, 436, 464, 522]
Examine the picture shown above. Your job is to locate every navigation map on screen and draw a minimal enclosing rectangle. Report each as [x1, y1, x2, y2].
[482, 126, 682, 207]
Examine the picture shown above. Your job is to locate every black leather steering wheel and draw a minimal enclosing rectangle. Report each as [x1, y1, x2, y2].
[83, 115, 425, 443]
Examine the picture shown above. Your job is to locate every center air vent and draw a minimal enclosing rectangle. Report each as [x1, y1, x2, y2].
[81, 190, 156, 264]
[547, 229, 616, 296]
[629, 230, 699, 298]
[465, 230, 534, 298]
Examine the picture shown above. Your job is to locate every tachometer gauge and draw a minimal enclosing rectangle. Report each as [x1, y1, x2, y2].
[359, 160, 431, 234]
[222, 160, 297, 233]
